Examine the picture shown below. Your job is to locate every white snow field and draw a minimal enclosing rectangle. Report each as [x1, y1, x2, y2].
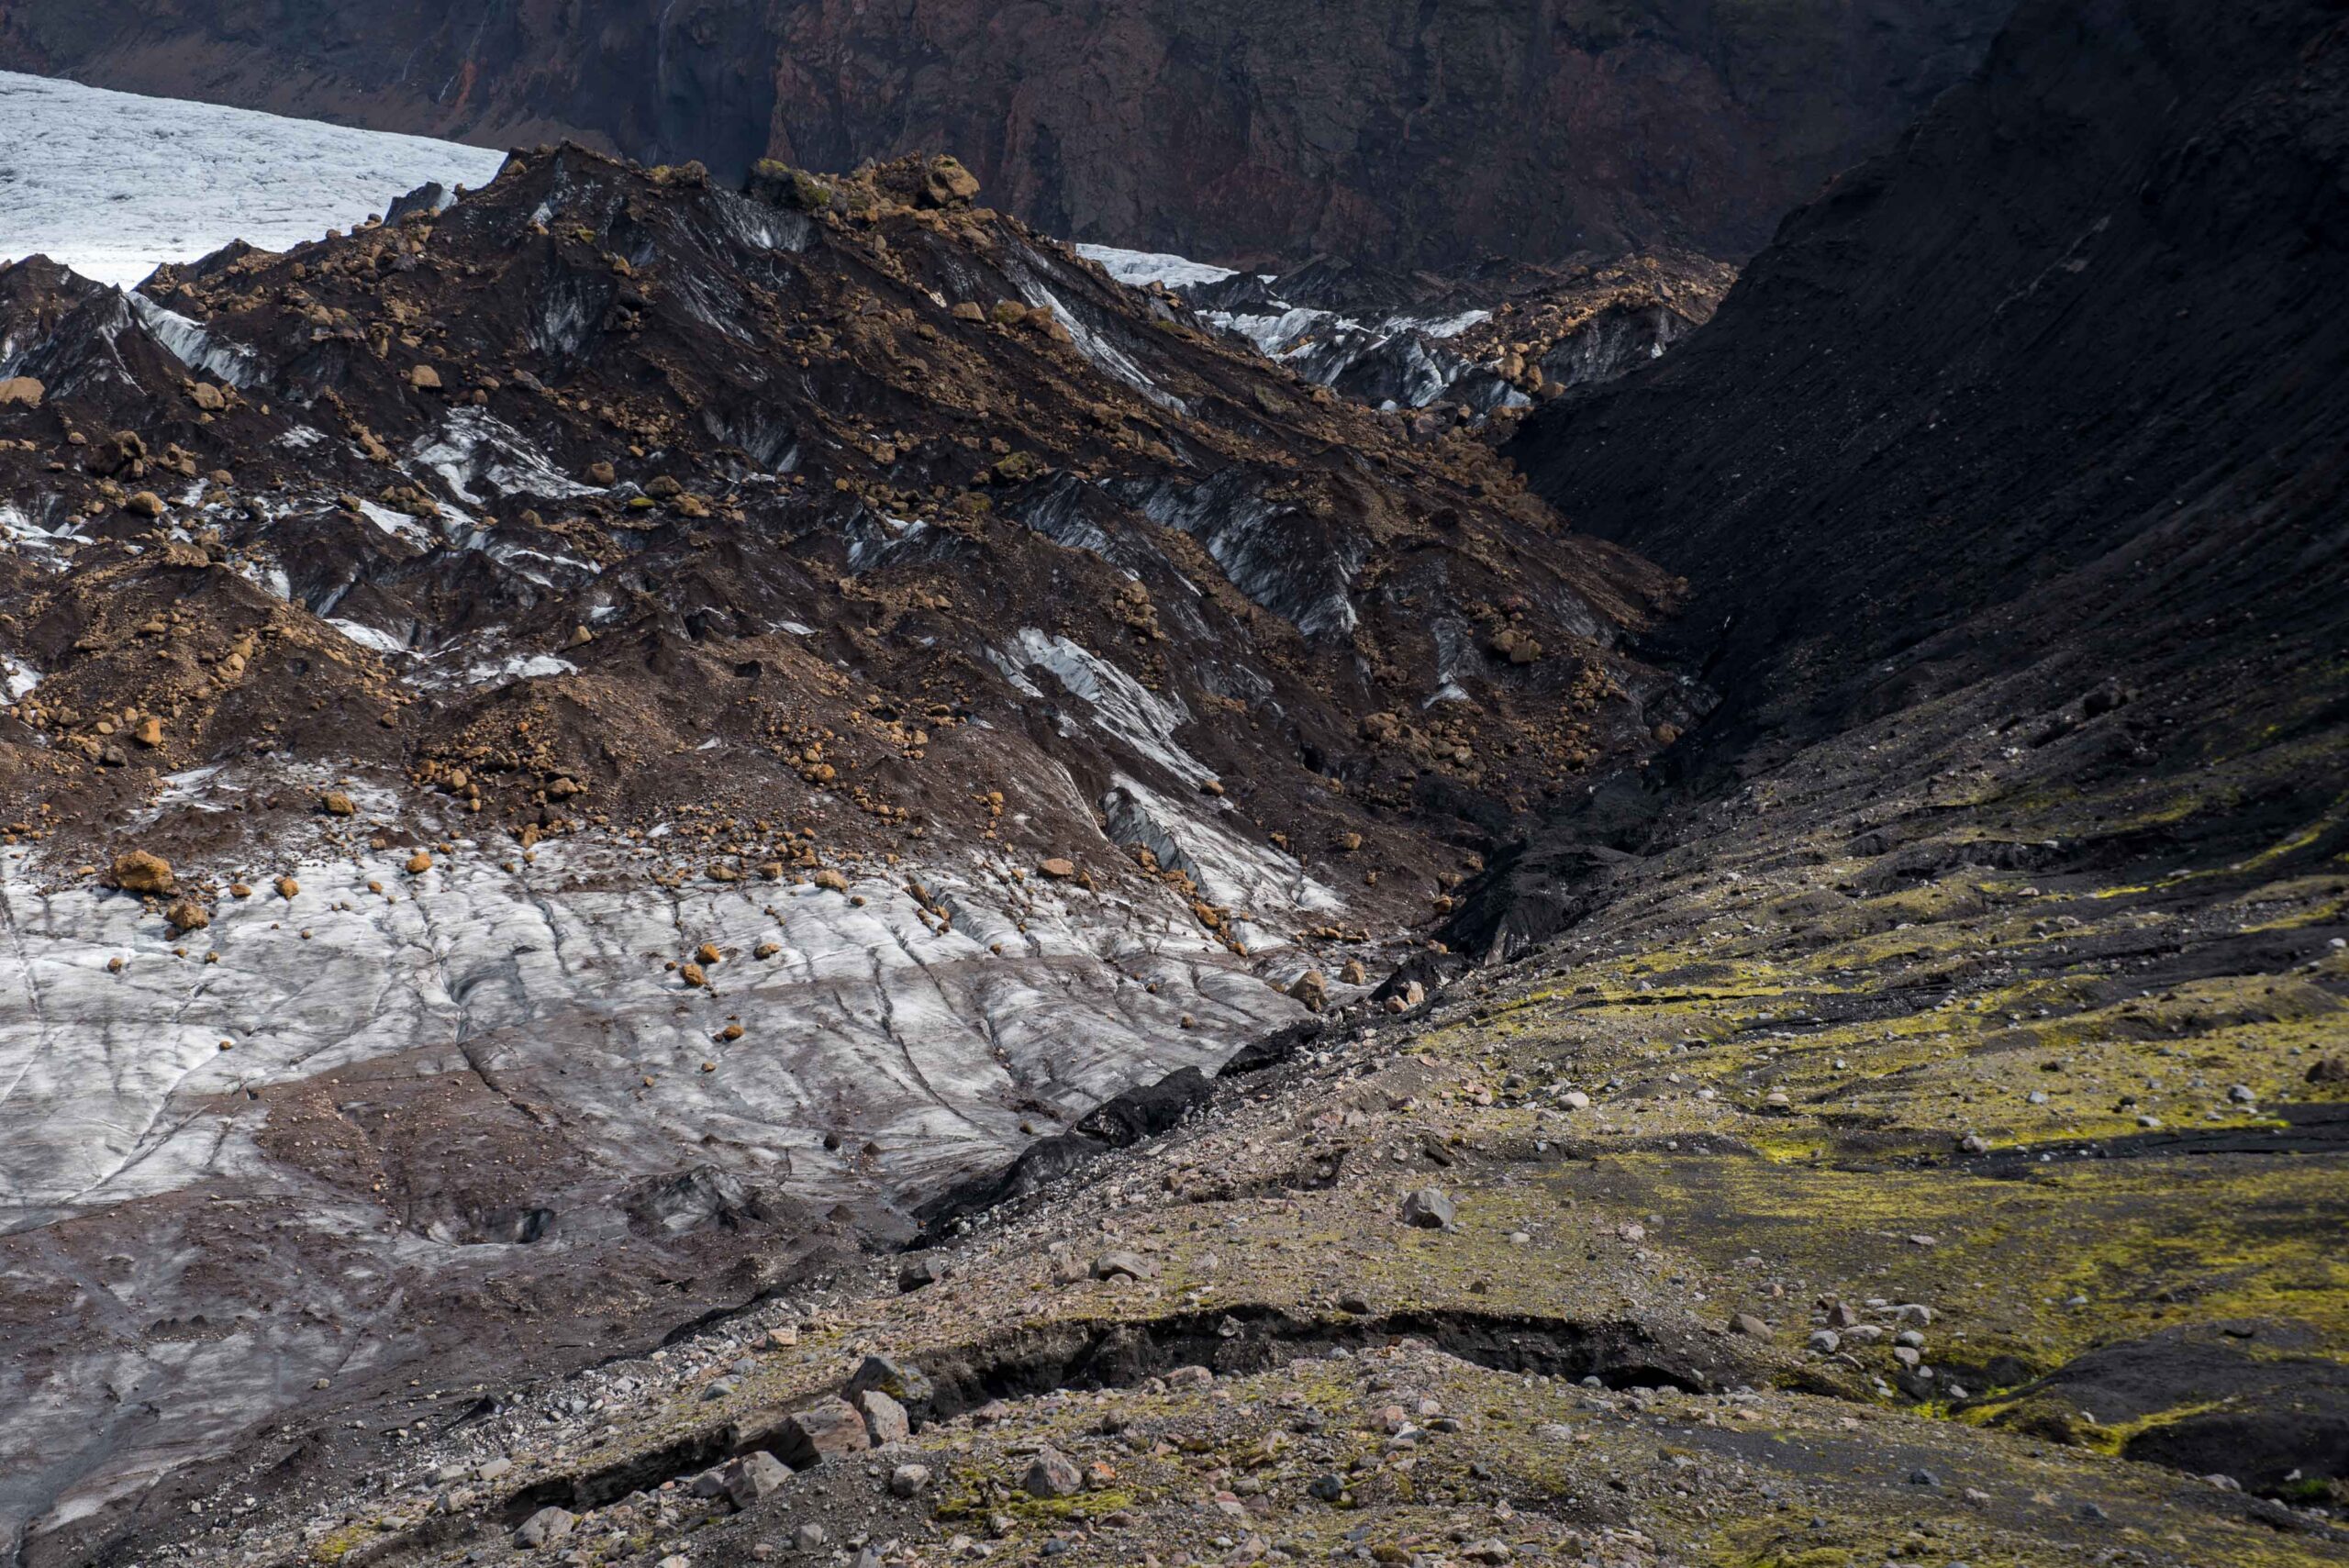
[1074, 242, 1241, 290]
[0, 70, 507, 287]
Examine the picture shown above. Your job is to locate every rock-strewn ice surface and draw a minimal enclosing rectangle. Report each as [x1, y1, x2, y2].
[0, 791, 1320, 1551]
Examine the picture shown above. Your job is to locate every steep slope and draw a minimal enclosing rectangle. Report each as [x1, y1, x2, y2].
[0, 0, 2008, 269]
[1105, 246, 1740, 417]
[1508, 0, 2349, 774]
[9, 1, 2349, 1565]
[0, 147, 1679, 1558]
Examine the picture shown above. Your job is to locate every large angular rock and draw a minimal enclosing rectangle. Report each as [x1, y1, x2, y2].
[1399, 1187, 1454, 1229]
[512, 1507, 576, 1549]
[1021, 1446, 1084, 1498]
[723, 1450, 792, 1509]
[844, 1353, 935, 1418]
[853, 1387, 910, 1446]
[773, 1396, 872, 1468]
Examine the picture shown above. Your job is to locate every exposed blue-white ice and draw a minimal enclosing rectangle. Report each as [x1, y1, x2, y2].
[0, 71, 506, 287]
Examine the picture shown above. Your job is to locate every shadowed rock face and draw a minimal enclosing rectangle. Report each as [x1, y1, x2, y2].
[0, 0, 2007, 267]
[1506, 0, 2349, 766]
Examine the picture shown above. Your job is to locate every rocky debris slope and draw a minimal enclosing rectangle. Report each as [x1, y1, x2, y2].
[0, 0, 2008, 268]
[57, 671, 2349, 1566]
[0, 147, 1682, 1556]
[56, 1, 2347, 1562]
[1105, 249, 1739, 420]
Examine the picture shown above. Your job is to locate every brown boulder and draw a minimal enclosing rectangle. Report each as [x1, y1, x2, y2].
[112, 850, 174, 895]
[922, 154, 982, 206]
[0, 375, 43, 408]
[1487, 626, 1543, 664]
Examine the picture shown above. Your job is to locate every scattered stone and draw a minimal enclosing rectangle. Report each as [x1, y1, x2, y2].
[1288, 969, 1329, 1010]
[1093, 1250, 1157, 1281]
[898, 1254, 950, 1292]
[1022, 1447, 1084, 1498]
[1399, 1188, 1454, 1229]
[0, 375, 44, 408]
[1039, 857, 1077, 880]
[513, 1507, 576, 1549]
[845, 1353, 935, 1410]
[112, 850, 175, 895]
[854, 1387, 910, 1445]
[774, 1397, 873, 1468]
[320, 791, 356, 816]
[888, 1462, 931, 1497]
[1730, 1313, 1773, 1340]
[724, 1451, 792, 1509]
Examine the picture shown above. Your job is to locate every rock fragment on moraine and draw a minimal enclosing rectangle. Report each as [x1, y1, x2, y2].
[1399, 1187, 1454, 1229]
[774, 1396, 872, 1467]
[1022, 1446, 1084, 1498]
